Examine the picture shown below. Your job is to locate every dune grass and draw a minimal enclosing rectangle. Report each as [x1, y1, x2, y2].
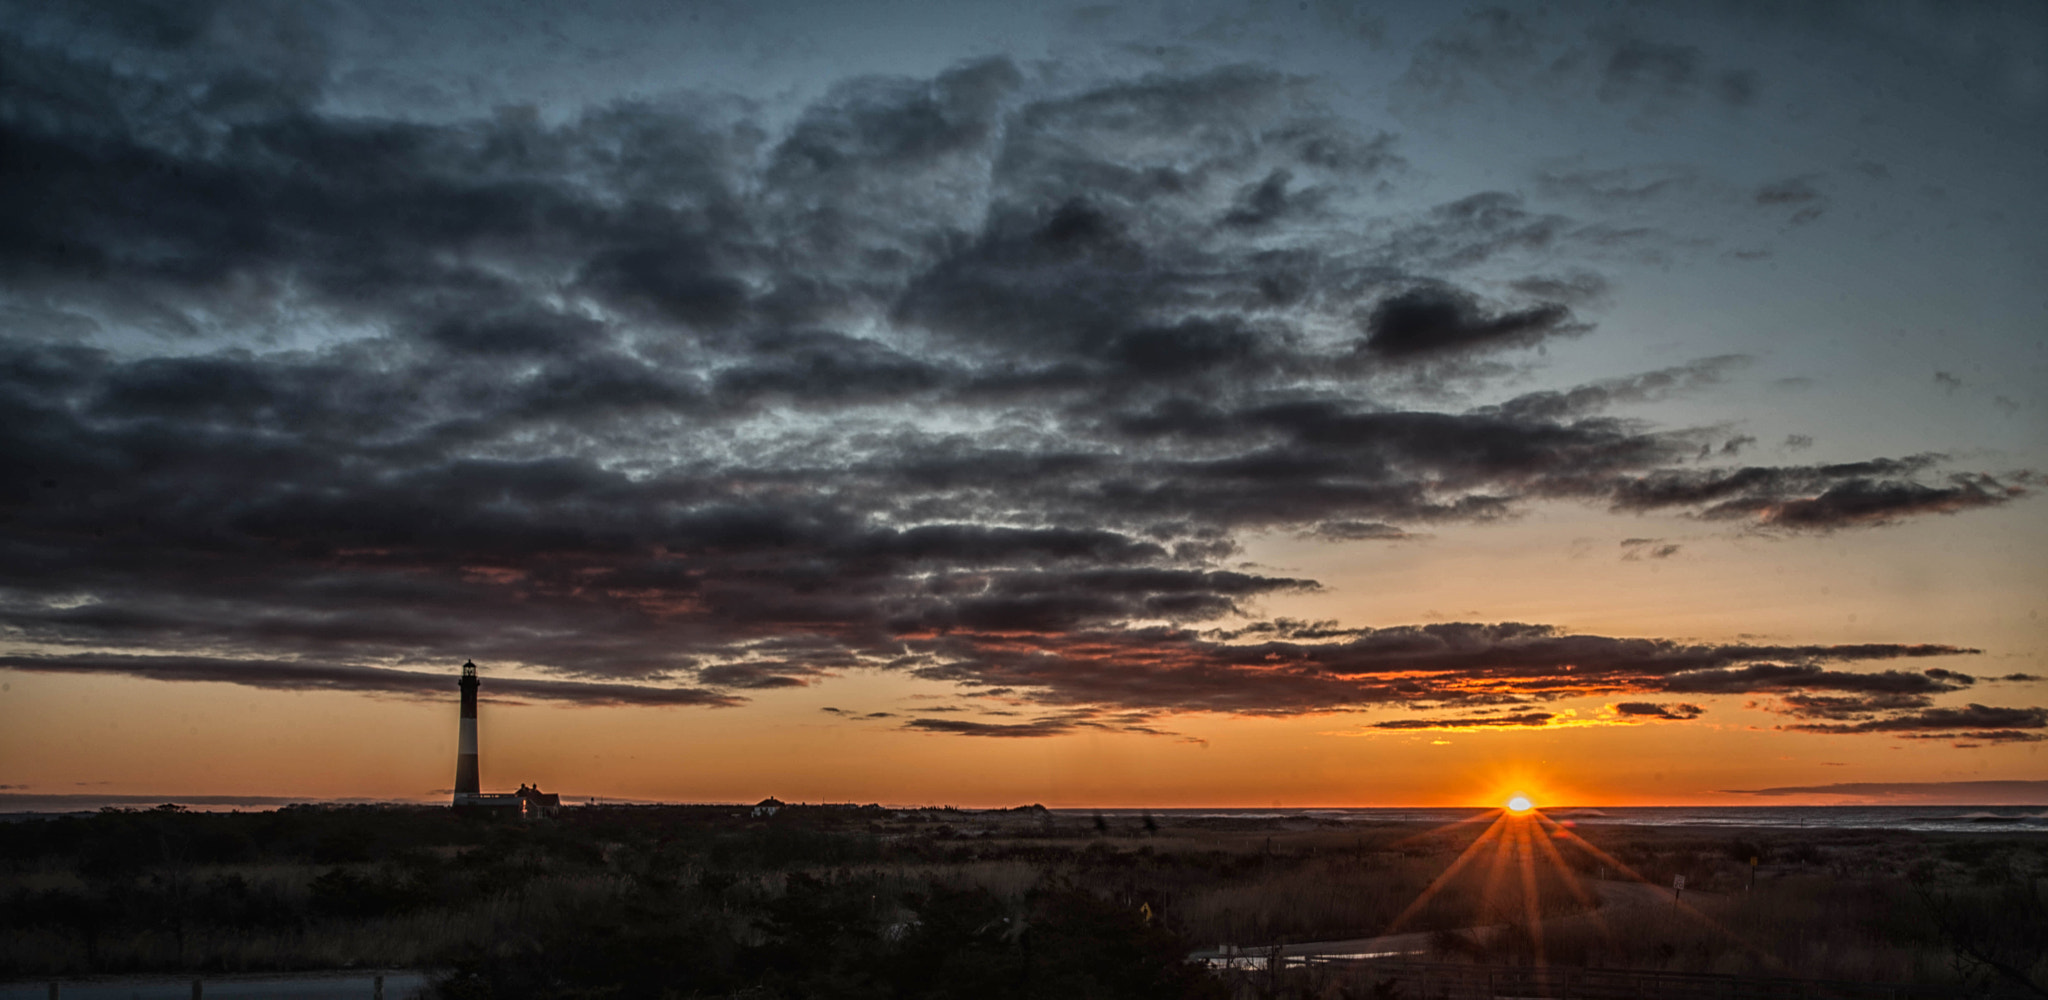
[2, 805, 2042, 995]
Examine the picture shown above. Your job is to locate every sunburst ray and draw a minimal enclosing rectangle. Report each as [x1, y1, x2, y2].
[1385, 810, 1509, 934]
[1513, 816, 1547, 968]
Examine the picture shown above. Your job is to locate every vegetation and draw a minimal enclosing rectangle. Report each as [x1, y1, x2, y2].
[1, 804, 2042, 998]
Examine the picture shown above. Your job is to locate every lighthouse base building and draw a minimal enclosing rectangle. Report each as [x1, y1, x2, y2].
[452, 660, 561, 819]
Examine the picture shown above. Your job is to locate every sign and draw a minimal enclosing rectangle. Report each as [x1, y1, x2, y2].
[1673, 875, 1685, 889]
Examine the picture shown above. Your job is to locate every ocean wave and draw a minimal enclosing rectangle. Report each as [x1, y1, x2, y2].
[1949, 811, 2047, 823]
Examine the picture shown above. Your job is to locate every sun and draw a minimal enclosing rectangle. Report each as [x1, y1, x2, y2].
[1506, 794, 1535, 813]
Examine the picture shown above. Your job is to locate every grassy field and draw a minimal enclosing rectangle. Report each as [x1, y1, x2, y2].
[1, 804, 2042, 997]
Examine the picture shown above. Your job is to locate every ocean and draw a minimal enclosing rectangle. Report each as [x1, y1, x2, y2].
[1068, 806, 2048, 834]
[6, 799, 2045, 834]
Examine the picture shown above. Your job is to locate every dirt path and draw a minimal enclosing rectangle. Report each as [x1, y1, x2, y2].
[1192, 878, 1678, 967]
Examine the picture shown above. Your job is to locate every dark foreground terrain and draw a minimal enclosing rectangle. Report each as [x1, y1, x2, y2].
[1, 803, 2043, 998]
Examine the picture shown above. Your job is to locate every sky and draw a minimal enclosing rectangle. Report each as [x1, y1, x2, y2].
[1, 0, 2044, 809]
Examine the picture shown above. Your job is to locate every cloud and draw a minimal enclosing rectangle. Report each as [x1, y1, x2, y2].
[1900, 731, 2044, 745]
[1397, 11, 1763, 115]
[1663, 664, 1975, 696]
[1784, 704, 2048, 739]
[1597, 36, 1705, 105]
[1620, 538, 1681, 560]
[696, 664, 821, 689]
[0, 654, 742, 707]
[1361, 285, 1582, 358]
[1536, 166, 1696, 205]
[1371, 712, 1555, 730]
[903, 714, 1112, 738]
[1508, 270, 1611, 305]
[1611, 701, 1703, 720]
[1301, 521, 1417, 542]
[1774, 692, 1939, 720]
[1721, 780, 2048, 804]
[0, 20, 2032, 740]
[897, 623, 1983, 724]
[1759, 479, 2019, 528]
[1611, 461, 2024, 528]
[1753, 176, 1825, 225]
[1755, 176, 1823, 206]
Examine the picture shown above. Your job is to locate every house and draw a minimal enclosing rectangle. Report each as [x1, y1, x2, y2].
[752, 797, 784, 818]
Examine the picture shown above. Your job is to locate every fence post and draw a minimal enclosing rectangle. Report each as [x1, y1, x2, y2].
[375, 974, 385, 1000]
[192, 980, 203, 1000]
[48, 983, 58, 1000]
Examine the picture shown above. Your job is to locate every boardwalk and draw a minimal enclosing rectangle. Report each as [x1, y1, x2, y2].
[1195, 878, 2028, 1000]
[1193, 877, 1673, 968]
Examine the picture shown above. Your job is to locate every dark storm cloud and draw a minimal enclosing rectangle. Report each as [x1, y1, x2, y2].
[0, 9, 2033, 738]
[1361, 285, 1581, 358]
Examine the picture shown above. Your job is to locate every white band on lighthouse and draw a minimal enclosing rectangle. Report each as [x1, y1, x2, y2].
[459, 716, 478, 755]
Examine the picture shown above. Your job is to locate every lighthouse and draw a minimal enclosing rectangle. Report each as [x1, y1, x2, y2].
[450, 661, 561, 817]
[454, 660, 481, 804]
